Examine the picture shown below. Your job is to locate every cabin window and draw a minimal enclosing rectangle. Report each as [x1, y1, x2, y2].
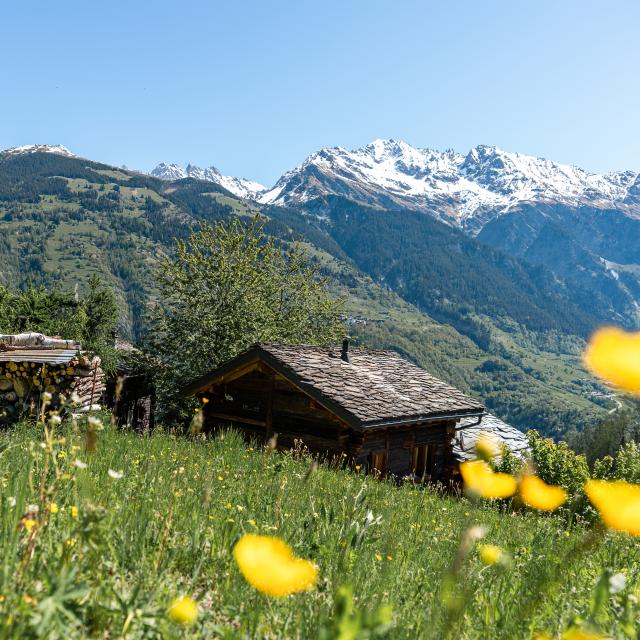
[369, 450, 387, 476]
[411, 445, 433, 479]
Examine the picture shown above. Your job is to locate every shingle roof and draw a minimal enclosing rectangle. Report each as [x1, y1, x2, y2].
[185, 342, 483, 428]
[453, 413, 529, 462]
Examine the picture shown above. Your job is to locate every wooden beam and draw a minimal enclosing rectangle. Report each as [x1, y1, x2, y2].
[205, 359, 272, 391]
[265, 372, 275, 439]
[208, 412, 267, 427]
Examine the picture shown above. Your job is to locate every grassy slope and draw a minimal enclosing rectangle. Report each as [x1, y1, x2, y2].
[1, 420, 638, 639]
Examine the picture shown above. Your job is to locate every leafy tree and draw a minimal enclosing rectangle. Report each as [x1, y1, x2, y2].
[0, 279, 119, 370]
[569, 404, 640, 466]
[146, 215, 345, 420]
[526, 430, 590, 496]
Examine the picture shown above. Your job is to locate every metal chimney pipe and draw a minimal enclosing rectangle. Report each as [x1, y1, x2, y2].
[341, 338, 350, 363]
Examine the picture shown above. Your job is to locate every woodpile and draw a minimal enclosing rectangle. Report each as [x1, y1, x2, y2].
[0, 333, 105, 423]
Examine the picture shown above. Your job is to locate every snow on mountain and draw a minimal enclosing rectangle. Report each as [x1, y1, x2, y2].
[259, 139, 640, 230]
[2, 144, 75, 158]
[150, 140, 639, 231]
[150, 162, 266, 200]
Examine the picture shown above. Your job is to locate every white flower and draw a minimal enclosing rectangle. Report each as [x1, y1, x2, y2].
[7, 496, 16, 508]
[49, 415, 62, 426]
[74, 459, 88, 469]
[70, 392, 81, 405]
[42, 392, 52, 403]
[87, 416, 102, 430]
[108, 469, 123, 480]
[610, 573, 627, 594]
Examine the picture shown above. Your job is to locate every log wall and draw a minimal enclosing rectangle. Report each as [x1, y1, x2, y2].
[200, 368, 457, 482]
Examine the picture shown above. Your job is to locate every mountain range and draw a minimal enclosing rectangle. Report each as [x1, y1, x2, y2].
[1, 141, 638, 437]
[151, 139, 640, 328]
[152, 138, 640, 230]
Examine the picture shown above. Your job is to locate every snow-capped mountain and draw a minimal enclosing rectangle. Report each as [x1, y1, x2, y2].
[259, 139, 640, 231]
[2, 144, 75, 158]
[151, 162, 266, 200]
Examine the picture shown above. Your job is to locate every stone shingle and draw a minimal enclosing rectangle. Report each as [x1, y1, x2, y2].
[257, 343, 483, 427]
[453, 413, 529, 462]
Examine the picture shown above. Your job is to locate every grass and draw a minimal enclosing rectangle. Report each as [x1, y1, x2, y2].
[1, 418, 639, 639]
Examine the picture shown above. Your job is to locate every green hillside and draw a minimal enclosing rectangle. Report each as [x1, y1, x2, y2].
[1, 420, 636, 639]
[0, 151, 610, 435]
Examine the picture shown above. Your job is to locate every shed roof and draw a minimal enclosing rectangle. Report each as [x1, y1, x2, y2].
[453, 413, 529, 462]
[184, 342, 483, 429]
[0, 348, 79, 365]
[0, 332, 81, 365]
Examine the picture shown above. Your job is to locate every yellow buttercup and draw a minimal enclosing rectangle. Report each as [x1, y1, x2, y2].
[583, 327, 640, 394]
[233, 534, 318, 597]
[459, 460, 517, 499]
[520, 475, 567, 511]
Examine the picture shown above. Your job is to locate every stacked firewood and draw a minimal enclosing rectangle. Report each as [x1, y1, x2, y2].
[0, 333, 105, 422]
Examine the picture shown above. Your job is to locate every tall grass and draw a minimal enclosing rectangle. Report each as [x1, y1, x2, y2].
[0, 418, 638, 638]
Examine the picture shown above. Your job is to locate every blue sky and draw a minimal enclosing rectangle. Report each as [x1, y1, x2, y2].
[2, 0, 638, 185]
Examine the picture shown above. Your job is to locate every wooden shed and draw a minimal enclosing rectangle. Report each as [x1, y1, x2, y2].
[183, 341, 484, 482]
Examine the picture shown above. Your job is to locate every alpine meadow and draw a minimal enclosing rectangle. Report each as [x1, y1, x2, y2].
[2, 2, 640, 638]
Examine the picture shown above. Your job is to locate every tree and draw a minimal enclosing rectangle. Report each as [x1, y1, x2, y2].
[146, 215, 345, 421]
[0, 279, 119, 370]
[569, 403, 640, 467]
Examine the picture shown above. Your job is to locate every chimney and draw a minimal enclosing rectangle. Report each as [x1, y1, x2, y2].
[341, 337, 350, 363]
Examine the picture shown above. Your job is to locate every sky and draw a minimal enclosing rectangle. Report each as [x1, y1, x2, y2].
[1, 0, 639, 185]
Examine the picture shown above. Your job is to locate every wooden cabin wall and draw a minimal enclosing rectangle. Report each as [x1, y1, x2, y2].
[203, 369, 348, 454]
[351, 420, 457, 481]
[201, 367, 458, 482]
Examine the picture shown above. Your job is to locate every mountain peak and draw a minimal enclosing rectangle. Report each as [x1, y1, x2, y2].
[258, 139, 639, 229]
[2, 144, 75, 158]
[150, 161, 266, 200]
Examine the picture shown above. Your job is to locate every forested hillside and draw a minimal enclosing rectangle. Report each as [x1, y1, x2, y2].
[0, 151, 612, 436]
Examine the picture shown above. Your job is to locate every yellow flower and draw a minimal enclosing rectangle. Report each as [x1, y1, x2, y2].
[478, 544, 503, 566]
[375, 553, 382, 561]
[20, 518, 37, 532]
[475, 432, 502, 461]
[563, 628, 606, 640]
[583, 327, 640, 394]
[520, 475, 567, 511]
[70, 506, 79, 519]
[233, 534, 318, 597]
[48, 503, 59, 514]
[459, 460, 517, 499]
[167, 596, 198, 626]
[585, 479, 640, 535]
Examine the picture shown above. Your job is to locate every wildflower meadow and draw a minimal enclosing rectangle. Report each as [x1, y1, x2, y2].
[0, 327, 640, 638]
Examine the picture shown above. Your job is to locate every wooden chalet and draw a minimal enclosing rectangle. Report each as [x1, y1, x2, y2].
[183, 341, 484, 482]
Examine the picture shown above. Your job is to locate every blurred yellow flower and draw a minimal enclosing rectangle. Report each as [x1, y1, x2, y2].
[478, 544, 503, 566]
[583, 327, 640, 394]
[233, 534, 318, 597]
[520, 475, 567, 511]
[585, 479, 640, 535]
[20, 518, 37, 532]
[48, 503, 59, 514]
[563, 628, 606, 640]
[167, 595, 198, 625]
[475, 432, 501, 460]
[70, 506, 79, 519]
[460, 460, 516, 499]
[375, 553, 382, 561]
